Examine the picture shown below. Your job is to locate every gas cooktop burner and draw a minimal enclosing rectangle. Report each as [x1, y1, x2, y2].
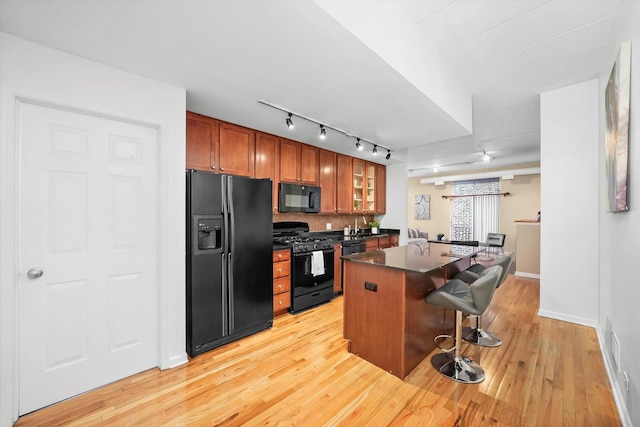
[273, 221, 335, 253]
[273, 235, 334, 253]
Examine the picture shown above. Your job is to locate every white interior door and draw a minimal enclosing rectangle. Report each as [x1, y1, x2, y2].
[18, 102, 158, 415]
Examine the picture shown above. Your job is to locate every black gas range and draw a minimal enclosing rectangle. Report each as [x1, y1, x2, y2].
[273, 222, 334, 253]
[273, 222, 335, 313]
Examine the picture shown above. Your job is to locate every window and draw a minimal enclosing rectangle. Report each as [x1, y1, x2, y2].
[450, 178, 500, 241]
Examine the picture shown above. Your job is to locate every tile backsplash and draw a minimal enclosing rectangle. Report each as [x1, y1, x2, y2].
[273, 213, 375, 232]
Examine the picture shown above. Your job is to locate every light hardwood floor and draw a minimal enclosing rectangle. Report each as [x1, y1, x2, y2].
[16, 275, 620, 426]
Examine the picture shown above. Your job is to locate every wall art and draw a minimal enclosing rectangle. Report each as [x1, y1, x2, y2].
[605, 40, 631, 212]
[414, 194, 430, 220]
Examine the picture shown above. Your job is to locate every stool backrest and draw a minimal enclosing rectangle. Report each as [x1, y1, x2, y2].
[481, 253, 514, 288]
[470, 265, 502, 313]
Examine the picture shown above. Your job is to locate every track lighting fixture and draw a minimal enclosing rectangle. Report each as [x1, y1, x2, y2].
[258, 99, 393, 159]
[482, 153, 492, 162]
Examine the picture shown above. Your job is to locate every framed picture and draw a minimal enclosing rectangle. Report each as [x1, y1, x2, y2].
[414, 194, 430, 220]
[605, 41, 631, 212]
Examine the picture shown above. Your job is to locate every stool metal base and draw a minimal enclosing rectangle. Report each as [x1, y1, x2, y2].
[431, 352, 485, 384]
[462, 326, 502, 347]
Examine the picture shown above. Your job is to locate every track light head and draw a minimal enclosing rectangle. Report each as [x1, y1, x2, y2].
[482, 153, 492, 162]
[355, 138, 363, 151]
[319, 125, 326, 140]
[385, 150, 391, 160]
[372, 145, 378, 155]
[285, 113, 294, 129]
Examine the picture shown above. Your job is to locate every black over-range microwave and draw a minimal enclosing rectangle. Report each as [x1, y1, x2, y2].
[278, 183, 321, 213]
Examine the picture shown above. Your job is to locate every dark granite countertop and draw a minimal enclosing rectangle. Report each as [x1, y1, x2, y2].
[341, 242, 480, 274]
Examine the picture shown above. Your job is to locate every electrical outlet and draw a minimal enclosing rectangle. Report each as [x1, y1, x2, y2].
[326, 223, 332, 230]
[623, 372, 630, 392]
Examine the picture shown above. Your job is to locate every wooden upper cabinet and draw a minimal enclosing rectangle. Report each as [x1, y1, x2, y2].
[365, 162, 376, 213]
[279, 139, 319, 185]
[319, 149, 336, 213]
[300, 144, 319, 184]
[336, 154, 352, 214]
[376, 164, 386, 214]
[255, 132, 279, 212]
[218, 122, 255, 177]
[279, 139, 299, 183]
[352, 159, 365, 213]
[186, 112, 217, 171]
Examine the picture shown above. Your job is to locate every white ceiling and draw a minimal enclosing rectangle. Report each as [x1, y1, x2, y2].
[0, 0, 619, 177]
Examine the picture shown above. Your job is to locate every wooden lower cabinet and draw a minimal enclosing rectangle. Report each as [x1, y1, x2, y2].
[333, 242, 342, 294]
[378, 236, 391, 249]
[273, 249, 291, 316]
[390, 234, 399, 247]
[365, 238, 378, 253]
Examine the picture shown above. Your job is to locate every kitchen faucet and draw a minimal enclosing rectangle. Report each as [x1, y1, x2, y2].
[354, 218, 358, 234]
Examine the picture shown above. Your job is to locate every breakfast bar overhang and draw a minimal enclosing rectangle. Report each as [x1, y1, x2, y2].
[342, 243, 481, 379]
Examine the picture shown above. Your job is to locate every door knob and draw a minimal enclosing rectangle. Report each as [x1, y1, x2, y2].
[27, 268, 44, 279]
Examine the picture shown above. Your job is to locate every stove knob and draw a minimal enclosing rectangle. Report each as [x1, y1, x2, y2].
[314, 243, 318, 250]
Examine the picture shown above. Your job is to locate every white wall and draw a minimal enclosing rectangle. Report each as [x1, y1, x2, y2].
[381, 162, 409, 245]
[598, 2, 640, 425]
[0, 33, 187, 426]
[540, 79, 599, 325]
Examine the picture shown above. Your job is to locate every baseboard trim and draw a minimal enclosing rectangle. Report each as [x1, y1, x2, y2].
[537, 309, 597, 328]
[596, 328, 632, 426]
[515, 271, 540, 279]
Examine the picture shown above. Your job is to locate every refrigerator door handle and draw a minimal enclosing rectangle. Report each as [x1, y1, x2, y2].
[221, 253, 229, 335]
[228, 252, 234, 333]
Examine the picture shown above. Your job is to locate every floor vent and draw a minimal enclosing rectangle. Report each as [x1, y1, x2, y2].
[611, 330, 621, 373]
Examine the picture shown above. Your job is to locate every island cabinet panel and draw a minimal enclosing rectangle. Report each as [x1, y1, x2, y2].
[336, 154, 352, 213]
[218, 121, 255, 177]
[342, 243, 475, 379]
[319, 149, 337, 213]
[344, 263, 404, 376]
[186, 112, 218, 171]
[255, 132, 279, 213]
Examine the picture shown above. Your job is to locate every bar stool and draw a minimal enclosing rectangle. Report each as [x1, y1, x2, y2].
[425, 266, 502, 384]
[454, 253, 514, 347]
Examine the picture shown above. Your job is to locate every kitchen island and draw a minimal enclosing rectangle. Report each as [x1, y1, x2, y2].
[342, 242, 480, 379]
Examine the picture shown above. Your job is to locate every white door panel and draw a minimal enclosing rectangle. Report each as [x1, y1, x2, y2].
[19, 103, 158, 415]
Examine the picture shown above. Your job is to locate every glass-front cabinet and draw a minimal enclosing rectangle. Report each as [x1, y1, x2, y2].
[353, 159, 365, 213]
[366, 163, 376, 213]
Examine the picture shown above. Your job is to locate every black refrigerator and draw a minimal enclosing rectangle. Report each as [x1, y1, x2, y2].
[186, 170, 273, 357]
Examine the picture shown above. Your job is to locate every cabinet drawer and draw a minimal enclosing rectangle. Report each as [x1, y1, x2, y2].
[273, 250, 290, 263]
[273, 261, 290, 279]
[274, 291, 291, 311]
[273, 277, 290, 294]
[365, 238, 378, 252]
